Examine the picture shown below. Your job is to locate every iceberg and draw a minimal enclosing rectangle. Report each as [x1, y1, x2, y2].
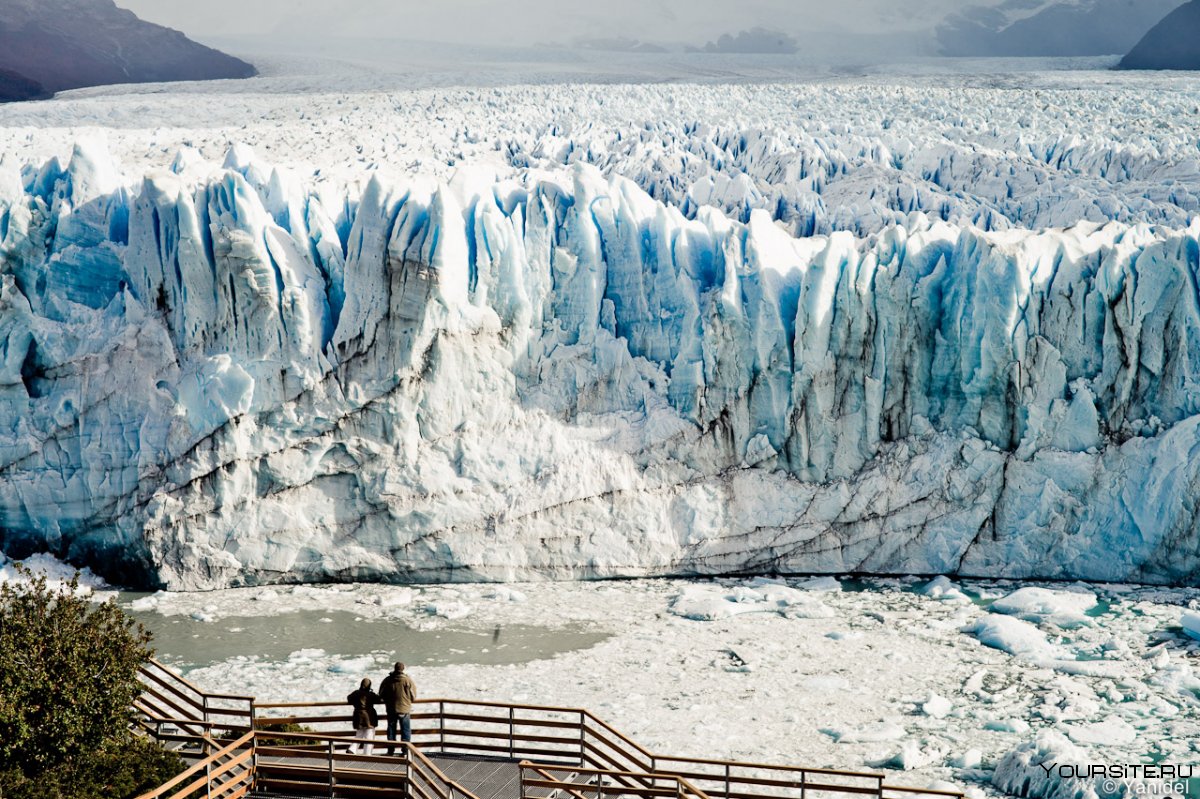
[3, 140, 1200, 589]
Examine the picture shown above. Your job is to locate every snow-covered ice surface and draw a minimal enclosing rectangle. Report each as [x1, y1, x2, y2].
[117, 574, 1200, 798]
[4, 55, 1200, 588]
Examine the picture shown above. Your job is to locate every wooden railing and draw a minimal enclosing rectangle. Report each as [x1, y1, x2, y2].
[135, 659, 255, 738]
[249, 697, 964, 799]
[136, 731, 255, 799]
[250, 732, 463, 799]
[134, 663, 965, 799]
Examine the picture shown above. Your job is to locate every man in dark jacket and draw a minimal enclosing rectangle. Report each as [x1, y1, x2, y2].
[379, 661, 417, 753]
[347, 677, 382, 754]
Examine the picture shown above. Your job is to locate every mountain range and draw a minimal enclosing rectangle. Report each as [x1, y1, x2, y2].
[938, 0, 1182, 57]
[1120, 0, 1200, 69]
[0, 0, 254, 102]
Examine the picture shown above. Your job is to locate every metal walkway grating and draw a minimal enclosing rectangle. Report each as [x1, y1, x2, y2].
[430, 755, 524, 799]
[430, 755, 586, 799]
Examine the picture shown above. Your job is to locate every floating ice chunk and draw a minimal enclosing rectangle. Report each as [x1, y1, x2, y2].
[990, 587, 1097, 628]
[992, 731, 1098, 799]
[669, 584, 832, 620]
[921, 576, 970, 602]
[922, 694, 953, 718]
[1046, 660, 1129, 678]
[1063, 717, 1137, 746]
[1181, 611, 1200, 641]
[669, 587, 745, 620]
[728, 586, 763, 604]
[427, 601, 472, 620]
[781, 600, 835, 619]
[487, 587, 528, 602]
[191, 610, 216, 622]
[1148, 659, 1200, 701]
[129, 595, 160, 612]
[328, 655, 376, 674]
[879, 741, 936, 770]
[949, 749, 982, 769]
[794, 576, 842, 593]
[375, 589, 416, 608]
[967, 614, 1064, 661]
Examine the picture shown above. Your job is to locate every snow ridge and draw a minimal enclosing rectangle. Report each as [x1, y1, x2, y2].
[3, 141, 1200, 588]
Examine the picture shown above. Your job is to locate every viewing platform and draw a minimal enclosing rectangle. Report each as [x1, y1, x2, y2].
[133, 660, 965, 799]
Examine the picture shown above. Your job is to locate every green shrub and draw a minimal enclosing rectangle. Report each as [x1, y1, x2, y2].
[250, 720, 318, 747]
[0, 565, 184, 798]
[0, 736, 183, 799]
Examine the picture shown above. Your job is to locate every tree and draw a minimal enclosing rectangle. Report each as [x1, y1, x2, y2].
[0, 564, 182, 798]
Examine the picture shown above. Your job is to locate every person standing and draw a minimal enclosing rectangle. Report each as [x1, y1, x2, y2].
[380, 661, 417, 753]
[347, 677, 382, 755]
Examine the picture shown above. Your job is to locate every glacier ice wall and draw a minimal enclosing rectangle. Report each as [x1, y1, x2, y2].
[2, 140, 1200, 589]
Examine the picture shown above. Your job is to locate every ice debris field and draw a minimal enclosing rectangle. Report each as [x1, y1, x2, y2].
[4, 552, 1198, 799]
[4, 65, 1200, 588]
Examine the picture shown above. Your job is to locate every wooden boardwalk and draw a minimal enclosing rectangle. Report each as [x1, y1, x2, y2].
[246, 755, 581, 799]
[133, 660, 967, 799]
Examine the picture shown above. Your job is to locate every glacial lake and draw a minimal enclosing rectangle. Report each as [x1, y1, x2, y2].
[123, 599, 611, 670]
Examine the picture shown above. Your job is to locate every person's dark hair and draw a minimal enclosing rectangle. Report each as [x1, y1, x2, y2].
[361, 677, 372, 689]
[394, 661, 405, 672]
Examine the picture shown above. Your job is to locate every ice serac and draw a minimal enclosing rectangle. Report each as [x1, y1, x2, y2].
[3, 143, 1200, 589]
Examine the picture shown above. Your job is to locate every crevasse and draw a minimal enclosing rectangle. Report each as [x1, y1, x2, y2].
[1, 140, 1199, 589]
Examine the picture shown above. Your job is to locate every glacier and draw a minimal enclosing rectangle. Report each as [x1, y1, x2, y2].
[2, 137, 1200, 590]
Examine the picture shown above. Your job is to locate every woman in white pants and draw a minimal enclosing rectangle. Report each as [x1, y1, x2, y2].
[347, 677, 382, 754]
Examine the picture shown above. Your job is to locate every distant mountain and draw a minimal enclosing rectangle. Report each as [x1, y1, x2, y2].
[696, 28, 799, 54]
[0, 0, 255, 100]
[938, 0, 1183, 57]
[1120, 0, 1200, 69]
[0, 68, 46, 102]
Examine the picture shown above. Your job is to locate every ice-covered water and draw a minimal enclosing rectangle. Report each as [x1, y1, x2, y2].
[6, 551, 1199, 797]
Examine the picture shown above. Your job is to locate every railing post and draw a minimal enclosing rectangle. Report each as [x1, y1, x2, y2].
[328, 737, 336, 799]
[579, 711, 586, 768]
[439, 701, 446, 752]
[205, 756, 212, 799]
[202, 693, 210, 727]
[509, 706, 515, 759]
[725, 764, 731, 799]
[251, 732, 259, 792]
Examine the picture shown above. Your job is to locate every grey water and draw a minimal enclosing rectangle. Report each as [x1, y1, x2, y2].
[124, 600, 610, 670]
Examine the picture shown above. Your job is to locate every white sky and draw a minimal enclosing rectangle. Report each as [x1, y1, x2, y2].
[115, 0, 982, 45]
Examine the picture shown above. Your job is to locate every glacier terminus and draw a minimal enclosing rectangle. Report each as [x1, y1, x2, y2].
[2, 86, 1200, 589]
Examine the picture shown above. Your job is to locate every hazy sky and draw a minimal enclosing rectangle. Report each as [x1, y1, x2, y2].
[116, 0, 981, 45]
